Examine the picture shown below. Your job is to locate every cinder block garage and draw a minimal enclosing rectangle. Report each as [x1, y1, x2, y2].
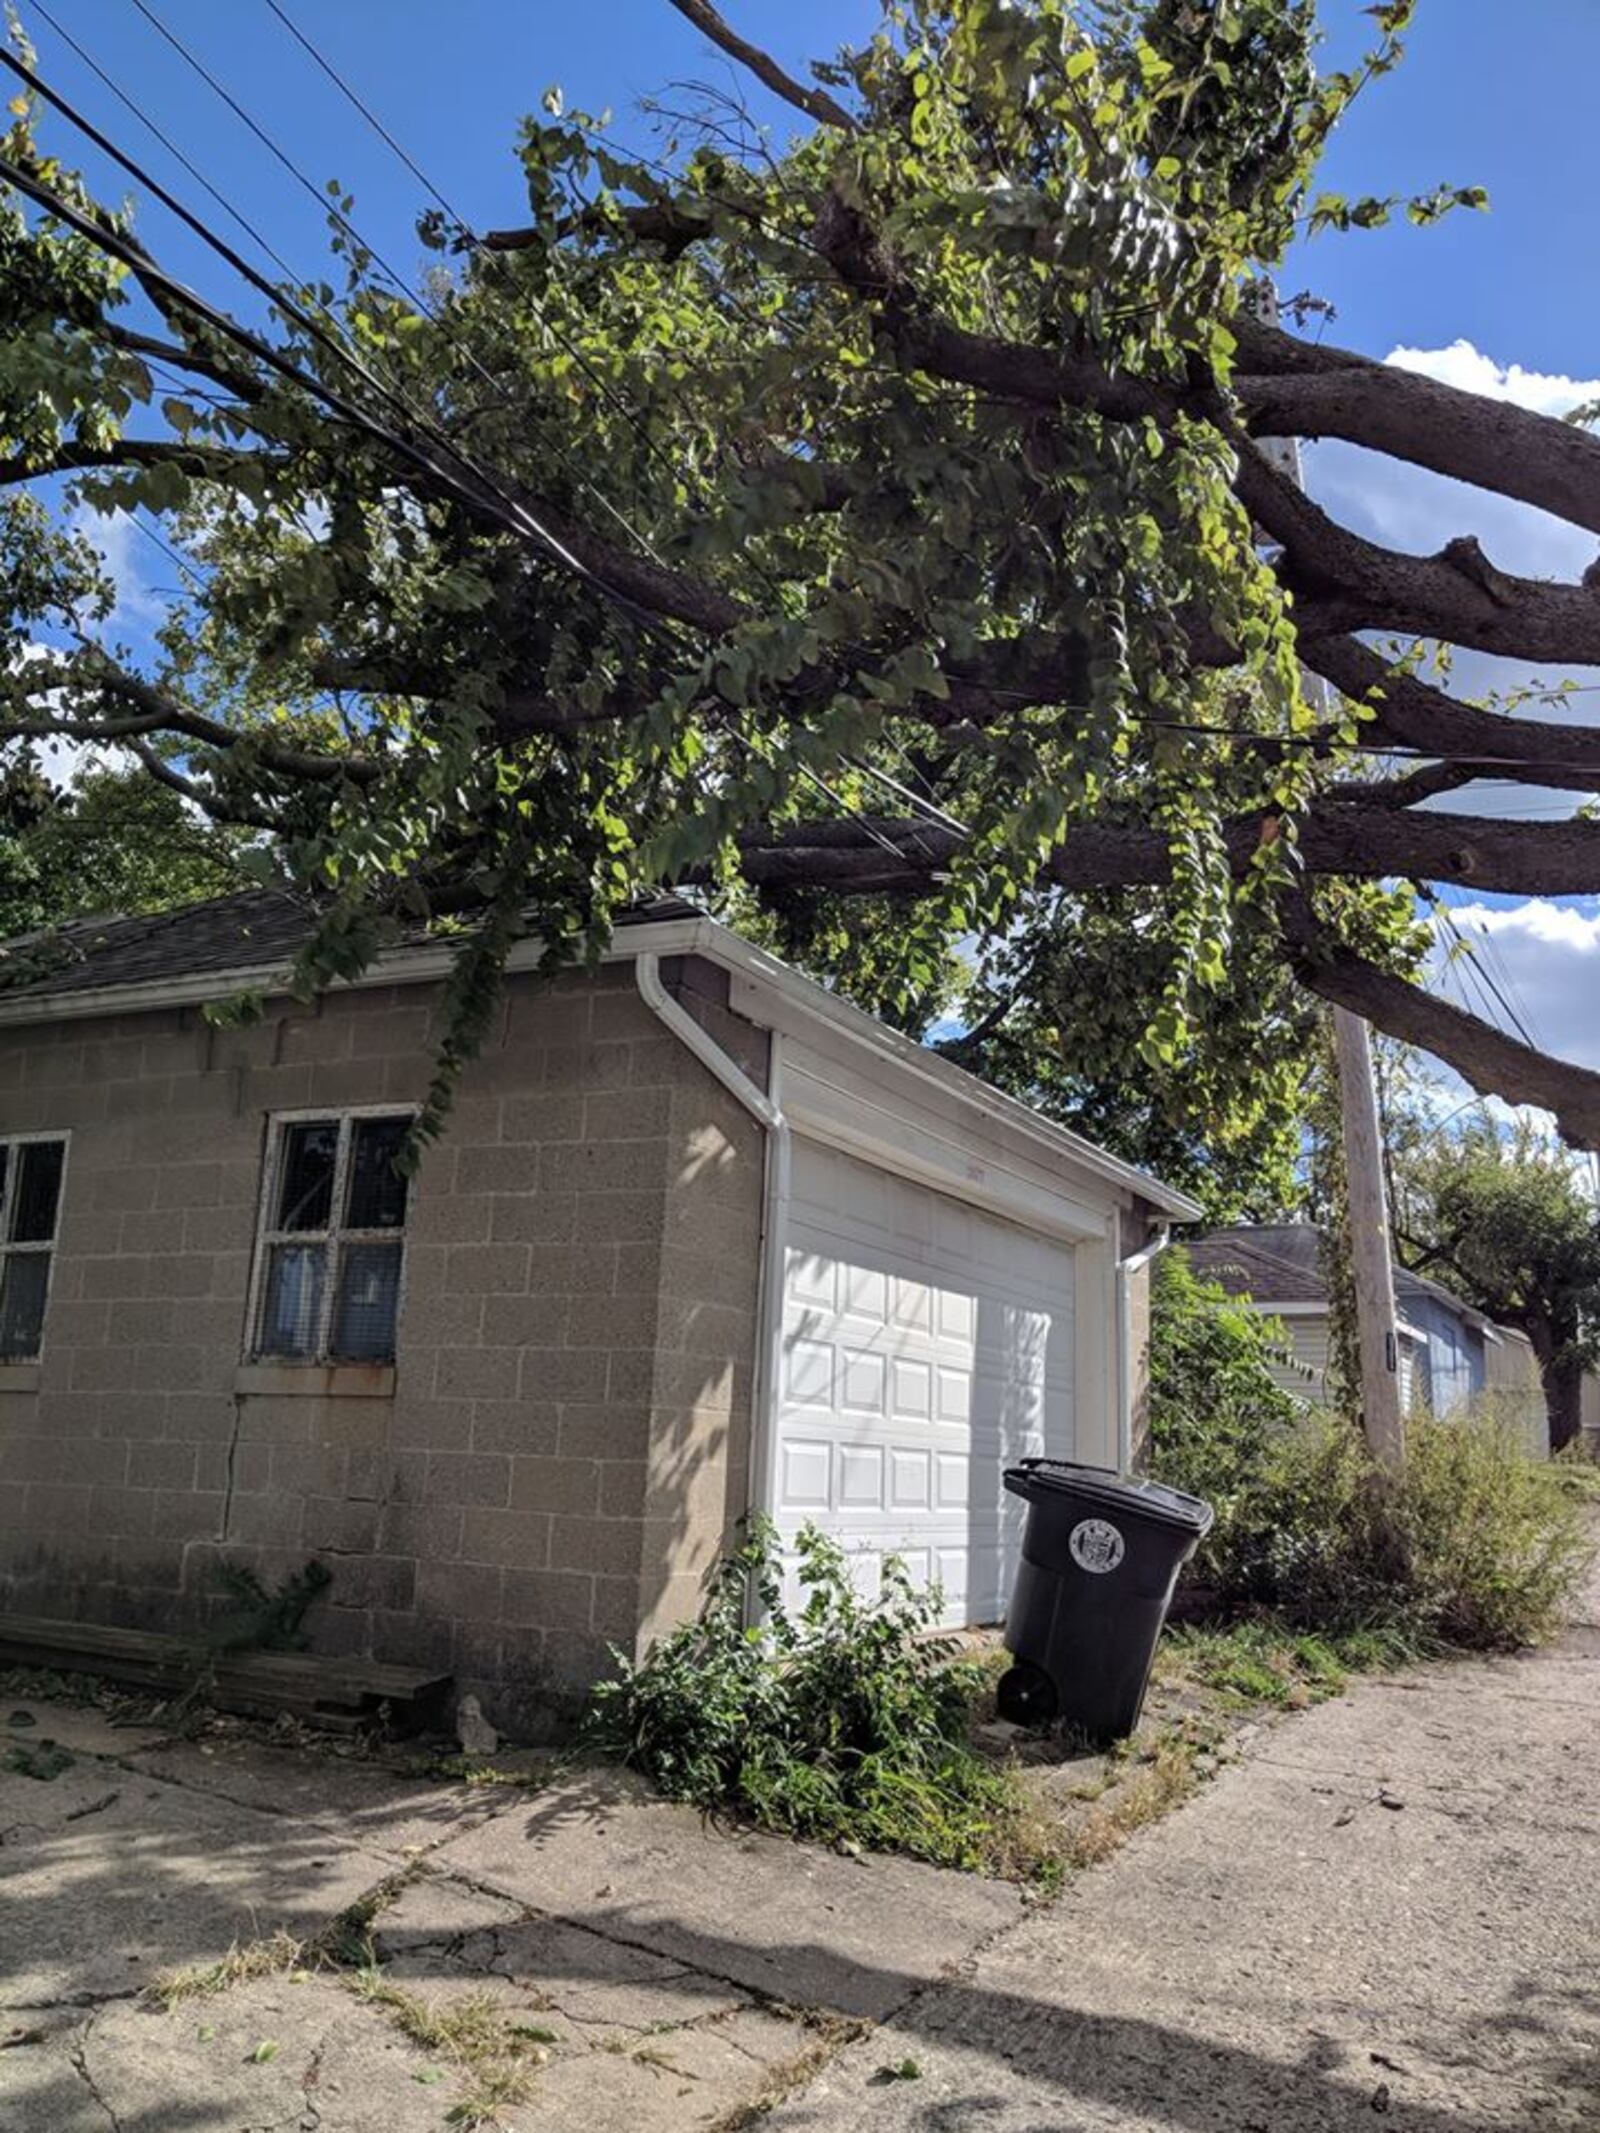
[0, 893, 1195, 1723]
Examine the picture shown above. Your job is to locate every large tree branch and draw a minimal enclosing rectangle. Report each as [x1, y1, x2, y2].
[663, 0, 858, 132]
[733, 800, 1600, 900]
[1280, 894, 1600, 1148]
[1303, 636, 1600, 789]
[4, 651, 381, 787]
[1234, 314, 1600, 541]
[125, 736, 287, 834]
[1231, 431, 1600, 666]
[0, 437, 286, 491]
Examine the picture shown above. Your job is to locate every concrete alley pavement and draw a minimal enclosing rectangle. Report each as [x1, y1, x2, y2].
[772, 1561, 1600, 2133]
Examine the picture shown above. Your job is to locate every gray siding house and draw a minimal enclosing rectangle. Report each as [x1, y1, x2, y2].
[1188, 1224, 1545, 1446]
[0, 893, 1195, 1725]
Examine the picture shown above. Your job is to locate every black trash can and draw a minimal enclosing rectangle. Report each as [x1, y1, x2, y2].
[996, 1460, 1213, 1741]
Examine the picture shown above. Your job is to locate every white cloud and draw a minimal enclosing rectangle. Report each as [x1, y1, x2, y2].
[1429, 899, 1600, 1072]
[1386, 342, 1600, 421]
[68, 504, 163, 631]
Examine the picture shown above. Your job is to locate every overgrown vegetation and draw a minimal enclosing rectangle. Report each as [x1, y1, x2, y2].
[1148, 1252, 1594, 1648]
[587, 1520, 1040, 1876]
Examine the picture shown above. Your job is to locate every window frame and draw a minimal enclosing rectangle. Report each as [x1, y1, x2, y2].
[246, 1106, 415, 1366]
[0, 1129, 70, 1365]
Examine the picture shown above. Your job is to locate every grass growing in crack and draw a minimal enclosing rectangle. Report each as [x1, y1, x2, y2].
[311, 1869, 418, 1969]
[704, 2016, 871, 2133]
[1056, 1734, 1201, 1870]
[148, 1929, 307, 2009]
[351, 1969, 548, 2126]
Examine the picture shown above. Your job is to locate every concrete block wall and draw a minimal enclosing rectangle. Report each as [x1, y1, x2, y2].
[0, 955, 766, 1727]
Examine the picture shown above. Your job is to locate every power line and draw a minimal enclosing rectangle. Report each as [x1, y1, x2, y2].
[0, 49, 653, 624]
[115, 0, 674, 574]
[30, 0, 308, 294]
[249, 0, 788, 595]
[258, 0, 461, 225]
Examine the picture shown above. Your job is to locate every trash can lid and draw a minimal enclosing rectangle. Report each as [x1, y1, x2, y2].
[1003, 1458, 1213, 1535]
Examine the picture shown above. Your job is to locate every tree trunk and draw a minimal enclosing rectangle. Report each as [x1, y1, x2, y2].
[1525, 1322, 1585, 1455]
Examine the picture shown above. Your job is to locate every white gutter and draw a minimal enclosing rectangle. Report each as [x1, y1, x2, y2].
[633, 954, 789, 1534]
[1115, 1225, 1170, 1473]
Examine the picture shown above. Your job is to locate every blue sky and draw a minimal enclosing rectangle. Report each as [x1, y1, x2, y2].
[20, 0, 1600, 1072]
[27, 0, 1589, 365]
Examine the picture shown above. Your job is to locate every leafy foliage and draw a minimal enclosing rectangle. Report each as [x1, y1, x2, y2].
[1157, 1394, 1591, 1651]
[1393, 1108, 1600, 1451]
[1145, 1245, 1303, 1519]
[0, 0, 1459, 1155]
[950, 898, 1324, 1217]
[587, 1519, 1027, 1872]
[0, 757, 248, 940]
[206, 1557, 332, 1654]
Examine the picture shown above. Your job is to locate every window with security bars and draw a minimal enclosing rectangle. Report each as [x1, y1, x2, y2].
[251, 1113, 412, 1364]
[0, 1135, 67, 1363]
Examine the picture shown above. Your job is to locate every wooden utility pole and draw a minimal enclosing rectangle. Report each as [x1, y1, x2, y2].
[1331, 1007, 1406, 1473]
[1244, 277, 1406, 1475]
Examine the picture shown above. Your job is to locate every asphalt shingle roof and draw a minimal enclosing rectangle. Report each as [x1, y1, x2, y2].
[1189, 1224, 1490, 1331]
[0, 890, 699, 1004]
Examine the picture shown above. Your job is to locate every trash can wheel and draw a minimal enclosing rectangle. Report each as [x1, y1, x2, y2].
[996, 1660, 1058, 1729]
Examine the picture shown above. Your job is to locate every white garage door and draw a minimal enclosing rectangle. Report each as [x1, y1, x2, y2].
[777, 1140, 1076, 1626]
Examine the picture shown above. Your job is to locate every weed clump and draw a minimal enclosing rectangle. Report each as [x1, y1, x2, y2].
[587, 1520, 1034, 1874]
[1149, 1251, 1593, 1650]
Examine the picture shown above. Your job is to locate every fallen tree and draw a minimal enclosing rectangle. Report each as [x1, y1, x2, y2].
[2, 0, 1598, 1147]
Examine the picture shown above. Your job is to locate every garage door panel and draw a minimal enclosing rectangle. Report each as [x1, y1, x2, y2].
[778, 1141, 1076, 1627]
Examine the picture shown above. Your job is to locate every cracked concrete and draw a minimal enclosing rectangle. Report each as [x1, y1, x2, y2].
[0, 1705, 999, 2130]
[764, 1540, 1600, 2133]
[8, 1547, 1596, 2132]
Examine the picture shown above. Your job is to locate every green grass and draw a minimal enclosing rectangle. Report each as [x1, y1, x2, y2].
[1156, 1617, 1428, 1709]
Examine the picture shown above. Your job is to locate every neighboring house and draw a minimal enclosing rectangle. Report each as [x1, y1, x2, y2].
[0, 892, 1196, 1725]
[1188, 1224, 1507, 1426]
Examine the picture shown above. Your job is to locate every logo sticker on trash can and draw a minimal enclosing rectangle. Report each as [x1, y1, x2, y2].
[1069, 1517, 1125, 1574]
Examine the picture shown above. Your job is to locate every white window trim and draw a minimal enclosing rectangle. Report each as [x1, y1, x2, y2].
[0, 1129, 70, 1366]
[246, 1106, 414, 1366]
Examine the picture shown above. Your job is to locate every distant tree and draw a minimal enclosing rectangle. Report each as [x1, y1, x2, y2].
[1394, 1119, 1600, 1453]
[0, 755, 247, 942]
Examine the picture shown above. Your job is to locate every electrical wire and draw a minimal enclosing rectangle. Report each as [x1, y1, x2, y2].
[0, 46, 657, 620]
[115, 0, 675, 573]
[249, 0, 804, 604]
[8, 32, 1600, 848]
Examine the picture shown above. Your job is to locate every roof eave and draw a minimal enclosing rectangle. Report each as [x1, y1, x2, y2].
[0, 909, 1204, 1223]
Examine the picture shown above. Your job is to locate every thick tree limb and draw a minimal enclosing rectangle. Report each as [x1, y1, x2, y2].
[0, 438, 285, 490]
[734, 802, 1600, 900]
[5, 652, 380, 787]
[126, 737, 286, 834]
[1280, 894, 1600, 1148]
[1304, 636, 1600, 791]
[663, 0, 858, 132]
[1235, 314, 1600, 541]
[1334, 761, 1485, 809]
[1232, 434, 1600, 666]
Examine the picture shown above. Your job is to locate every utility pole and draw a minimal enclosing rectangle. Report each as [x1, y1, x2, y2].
[1330, 1006, 1406, 1473]
[1243, 281, 1406, 1475]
